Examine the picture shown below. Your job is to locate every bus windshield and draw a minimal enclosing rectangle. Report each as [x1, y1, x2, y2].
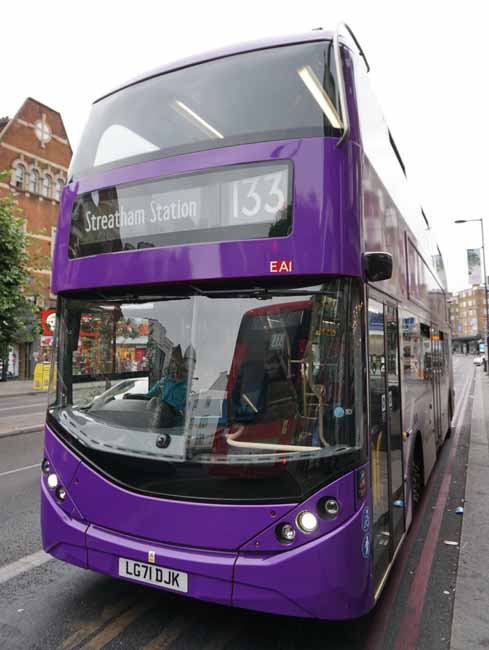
[69, 41, 340, 179]
[49, 278, 364, 501]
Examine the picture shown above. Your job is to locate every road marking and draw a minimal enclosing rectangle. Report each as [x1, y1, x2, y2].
[0, 463, 39, 478]
[365, 360, 472, 650]
[0, 403, 46, 413]
[62, 599, 135, 650]
[452, 370, 472, 425]
[0, 549, 51, 586]
[143, 615, 187, 649]
[78, 601, 150, 649]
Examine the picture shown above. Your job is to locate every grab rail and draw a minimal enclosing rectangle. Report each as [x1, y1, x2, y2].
[226, 426, 321, 453]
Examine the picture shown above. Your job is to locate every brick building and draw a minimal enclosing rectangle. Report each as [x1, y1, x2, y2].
[0, 98, 72, 378]
[448, 285, 488, 353]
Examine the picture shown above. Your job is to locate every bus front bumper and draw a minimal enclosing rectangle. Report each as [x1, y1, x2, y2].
[41, 478, 373, 620]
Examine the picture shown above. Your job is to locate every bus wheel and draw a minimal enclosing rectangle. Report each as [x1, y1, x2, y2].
[411, 444, 424, 508]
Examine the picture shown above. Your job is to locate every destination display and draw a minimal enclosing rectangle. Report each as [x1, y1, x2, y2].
[69, 162, 292, 258]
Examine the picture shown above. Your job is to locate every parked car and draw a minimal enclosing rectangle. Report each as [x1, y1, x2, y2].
[474, 356, 484, 366]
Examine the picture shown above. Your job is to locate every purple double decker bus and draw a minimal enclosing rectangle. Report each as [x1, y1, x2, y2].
[42, 25, 453, 619]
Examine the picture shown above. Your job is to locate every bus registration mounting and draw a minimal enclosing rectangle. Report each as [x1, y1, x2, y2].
[118, 557, 188, 593]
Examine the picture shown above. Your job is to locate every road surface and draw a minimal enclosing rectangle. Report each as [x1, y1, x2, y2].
[0, 356, 474, 649]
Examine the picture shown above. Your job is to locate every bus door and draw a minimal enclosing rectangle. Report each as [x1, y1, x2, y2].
[368, 297, 405, 591]
[386, 304, 404, 551]
[431, 329, 443, 447]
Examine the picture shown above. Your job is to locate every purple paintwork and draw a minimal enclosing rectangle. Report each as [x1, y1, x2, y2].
[42, 425, 373, 618]
[41, 479, 88, 569]
[42, 37, 377, 619]
[53, 138, 362, 293]
[239, 470, 357, 553]
[53, 42, 362, 295]
[234, 506, 371, 619]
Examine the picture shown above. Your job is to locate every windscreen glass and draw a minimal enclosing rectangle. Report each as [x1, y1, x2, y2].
[48, 278, 365, 502]
[70, 41, 340, 179]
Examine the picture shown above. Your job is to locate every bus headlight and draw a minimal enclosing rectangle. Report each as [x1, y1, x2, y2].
[55, 486, 66, 502]
[41, 458, 51, 475]
[47, 473, 58, 490]
[296, 511, 319, 533]
[276, 523, 296, 544]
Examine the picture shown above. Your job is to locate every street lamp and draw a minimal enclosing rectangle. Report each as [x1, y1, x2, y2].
[454, 218, 489, 370]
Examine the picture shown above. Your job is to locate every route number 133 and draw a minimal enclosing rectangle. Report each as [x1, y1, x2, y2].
[231, 171, 287, 221]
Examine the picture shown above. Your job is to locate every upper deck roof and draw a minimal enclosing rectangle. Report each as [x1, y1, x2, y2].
[96, 30, 335, 103]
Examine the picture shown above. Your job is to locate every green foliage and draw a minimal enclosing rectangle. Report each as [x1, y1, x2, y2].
[0, 171, 41, 363]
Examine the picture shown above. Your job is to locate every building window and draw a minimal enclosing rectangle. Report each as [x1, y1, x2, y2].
[30, 169, 39, 194]
[55, 178, 64, 201]
[15, 163, 26, 189]
[42, 174, 52, 198]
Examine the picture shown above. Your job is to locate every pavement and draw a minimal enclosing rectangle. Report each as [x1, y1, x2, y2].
[450, 366, 489, 649]
[0, 379, 41, 399]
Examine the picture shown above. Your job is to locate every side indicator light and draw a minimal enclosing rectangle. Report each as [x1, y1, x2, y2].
[55, 486, 66, 502]
[276, 523, 296, 544]
[357, 468, 367, 499]
[317, 497, 341, 519]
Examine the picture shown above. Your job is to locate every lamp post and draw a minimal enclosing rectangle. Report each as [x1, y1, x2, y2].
[454, 218, 489, 370]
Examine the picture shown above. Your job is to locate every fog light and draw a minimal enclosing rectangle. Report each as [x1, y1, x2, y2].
[296, 511, 319, 533]
[41, 458, 51, 475]
[55, 486, 66, 502]
[317, 497, 340, 519]
[276, 523, 296, 544]
[47, 473, 58, 490]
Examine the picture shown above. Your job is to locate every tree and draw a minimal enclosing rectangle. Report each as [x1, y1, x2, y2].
[0, 171, 41, 380]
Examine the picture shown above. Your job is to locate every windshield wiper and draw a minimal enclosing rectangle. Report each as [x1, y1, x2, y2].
[94, 293, 191, 304]
[188, 286, 329, 300]
[92, 286, 330, 303]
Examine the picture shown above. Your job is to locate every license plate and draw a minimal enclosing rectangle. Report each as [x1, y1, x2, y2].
[118, 557, 188, 593]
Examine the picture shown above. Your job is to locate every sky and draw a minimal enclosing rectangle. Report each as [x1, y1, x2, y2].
[1, 0, 488, 292]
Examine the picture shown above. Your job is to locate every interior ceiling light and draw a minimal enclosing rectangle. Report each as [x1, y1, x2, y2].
[175, 100, 224, 139]
[298, 66, 343, 129]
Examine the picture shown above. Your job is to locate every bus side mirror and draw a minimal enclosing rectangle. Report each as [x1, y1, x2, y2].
[363, 252, 393, 282]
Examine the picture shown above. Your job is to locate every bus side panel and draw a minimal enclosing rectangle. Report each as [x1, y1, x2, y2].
[399, 309, 438, 528]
